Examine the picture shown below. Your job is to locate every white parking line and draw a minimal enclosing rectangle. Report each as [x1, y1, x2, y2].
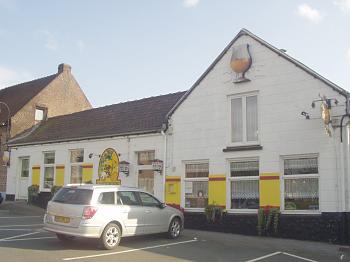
[0, 232, 39, 241]
[245, 251, 319, 262]
[0, 216, 42, 219]
[0, 228, 33, 231]
[63, 239, 198, 261]
[245, 251, 282, 262]
[1, 236, 56, 242]
[282, 252, 318, 262]
[0, 224, 43, 227]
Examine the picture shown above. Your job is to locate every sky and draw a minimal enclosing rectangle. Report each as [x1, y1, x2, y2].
[0, 0, 350, 107]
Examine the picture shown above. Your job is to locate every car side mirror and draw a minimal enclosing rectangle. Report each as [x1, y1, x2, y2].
[159, 202, 166, 209]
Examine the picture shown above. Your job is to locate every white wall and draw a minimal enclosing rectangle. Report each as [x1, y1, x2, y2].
[7, 133, 166, 201]
[168, 34, 347, 212]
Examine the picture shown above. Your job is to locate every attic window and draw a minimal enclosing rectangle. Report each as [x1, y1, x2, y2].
[35, 107, 47, 121]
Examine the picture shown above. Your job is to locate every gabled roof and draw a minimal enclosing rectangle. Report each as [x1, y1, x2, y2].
[167, 28, 349, 118]
[0, 74, 58, 122]
[9, 91, 186, 146]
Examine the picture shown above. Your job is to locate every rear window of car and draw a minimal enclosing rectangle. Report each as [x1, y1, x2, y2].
[53, 188, 93, 205]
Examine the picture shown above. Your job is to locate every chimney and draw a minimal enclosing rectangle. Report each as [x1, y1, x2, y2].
[58, 63, 72, 74]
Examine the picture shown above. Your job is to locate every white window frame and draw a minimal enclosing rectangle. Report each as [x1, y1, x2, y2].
[227, 157, 259, 214]
[35, 106, 47, 122]
[280, 154, 320, 214]
[183, 160, 209, 212]
[69, 149, 84, 184]
[42, 151, 55, 192]
[136, 150, 156, 193]
[228, 92, 259, 146]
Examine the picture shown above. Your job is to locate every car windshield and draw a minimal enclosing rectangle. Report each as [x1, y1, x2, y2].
[52, 188, 92, 205]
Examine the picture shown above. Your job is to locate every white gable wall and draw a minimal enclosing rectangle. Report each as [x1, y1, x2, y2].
[168, 34, 347, 212]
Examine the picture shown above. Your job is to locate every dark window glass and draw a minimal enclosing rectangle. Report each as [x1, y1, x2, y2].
[53, 188, 92, 205]
[284, 158, 318, 175]
[185, 163, 209, 178]
[139, 192, 160, 207]
[98, 192, 115, 205]
[117, 191, 141, 206]
[230, 161, 259, 177]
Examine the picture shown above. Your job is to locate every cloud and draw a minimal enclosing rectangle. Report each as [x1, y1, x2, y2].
[0, 66, 33, 88]
[37, 30, 58, 51]
[183, 0, 200, 8]
[334, 0, 350, 12]
[297, 4, 323, 24]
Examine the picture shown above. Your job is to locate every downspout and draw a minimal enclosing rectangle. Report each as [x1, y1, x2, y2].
[339, 93, 350, 243]
[161, 129, 167, 203]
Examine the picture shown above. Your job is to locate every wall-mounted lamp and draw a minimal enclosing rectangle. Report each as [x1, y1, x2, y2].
[152, 159, 163, 174]
[2, 150, 10, 166]
[119, 161, 130, 176]
[88, 153, 101, 159]
[301, 111, 310, 120]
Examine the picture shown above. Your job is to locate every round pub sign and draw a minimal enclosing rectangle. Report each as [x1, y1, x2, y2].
[96, 148, 121, 185]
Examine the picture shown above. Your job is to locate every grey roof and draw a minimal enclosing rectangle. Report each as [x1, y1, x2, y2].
[9, 91, 186, 146]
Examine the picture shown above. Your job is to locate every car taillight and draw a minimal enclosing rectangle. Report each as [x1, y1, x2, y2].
[82, 206, 98, 219]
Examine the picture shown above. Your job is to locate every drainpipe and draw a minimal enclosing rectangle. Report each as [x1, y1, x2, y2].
[339, 93, 350, 243]
[161, 129, 167, 203]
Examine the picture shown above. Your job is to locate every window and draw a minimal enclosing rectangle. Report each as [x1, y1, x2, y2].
[137, 151, 155, 165]
[137, 150, 155, 195]
[98, 192, 115, 205]
[184, 163, 209, 208]
[231, 94, 258, 143]
[229, 160, 259, 209]
[283, 157, 319, 211]
[43, 152, 55, 189]
[138, 170, 154, 195]
[53, 188, 92, 205]
[20, 158, 29, 178]
[35, 107, 47, 121]
[117, 191, 141, 206]
[70, 149, 84, 183]
[139, 192, 160, 207]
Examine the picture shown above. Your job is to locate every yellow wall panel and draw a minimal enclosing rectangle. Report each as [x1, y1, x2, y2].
[259, 172, 280, 208]
[55, 165, 65, 186]
[32, 166, 40, 186]
[208, 174, 226, 207]
[165, 176, 181, 206]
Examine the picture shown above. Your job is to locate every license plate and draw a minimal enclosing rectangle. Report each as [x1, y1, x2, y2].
[54, 216, 70, 223]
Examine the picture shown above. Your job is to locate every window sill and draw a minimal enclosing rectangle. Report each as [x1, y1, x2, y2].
[223, 145, 263, 152]
[227, 209, 258, 214]
[281, 210, 321, 216]
[184, 208, 205, 213]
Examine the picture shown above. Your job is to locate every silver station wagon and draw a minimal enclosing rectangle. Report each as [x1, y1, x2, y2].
[43, 185, 184, 249]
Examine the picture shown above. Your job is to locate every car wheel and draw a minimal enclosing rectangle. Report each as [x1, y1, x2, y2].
[100, 223, 121, 250]
[56, 233, 75, 242]
[168, 217, 181, 239]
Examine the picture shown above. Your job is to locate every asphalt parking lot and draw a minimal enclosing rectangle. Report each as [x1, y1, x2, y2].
[0, 202, 347, 262]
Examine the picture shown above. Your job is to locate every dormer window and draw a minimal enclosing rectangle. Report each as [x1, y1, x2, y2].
[35, 107, 47, 122]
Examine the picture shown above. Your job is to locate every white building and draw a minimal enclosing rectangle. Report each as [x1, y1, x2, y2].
[6, 29, 350, 243]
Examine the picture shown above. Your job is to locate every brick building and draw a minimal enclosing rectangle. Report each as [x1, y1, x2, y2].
[0, 63, 92, 198]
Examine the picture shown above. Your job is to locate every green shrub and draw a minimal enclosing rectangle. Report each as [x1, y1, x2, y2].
[257, 206, 280, 236]
[204, 204, 226, 223]
[27, 185, 39, 205]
